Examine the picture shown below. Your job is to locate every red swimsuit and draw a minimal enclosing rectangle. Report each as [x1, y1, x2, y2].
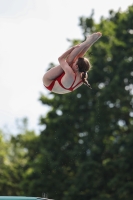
[45, 72, 82, 92]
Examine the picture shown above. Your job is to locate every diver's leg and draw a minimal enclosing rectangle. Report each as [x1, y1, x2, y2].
[43, 65, 63, 86]
[66, 32, 102, 65]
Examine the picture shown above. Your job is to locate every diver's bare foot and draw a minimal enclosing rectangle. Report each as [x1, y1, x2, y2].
[86, 32, 102, 45]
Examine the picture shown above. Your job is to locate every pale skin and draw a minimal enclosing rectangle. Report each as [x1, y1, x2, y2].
[43, 32, 102, 94]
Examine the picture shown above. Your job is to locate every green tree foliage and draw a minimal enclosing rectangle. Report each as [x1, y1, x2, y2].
[0, 119, 38, 196]
[32, 6, 132, 200]
[0, 130, 22, 195]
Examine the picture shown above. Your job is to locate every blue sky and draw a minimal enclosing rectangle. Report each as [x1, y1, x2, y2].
[0, 0, 133, 134]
